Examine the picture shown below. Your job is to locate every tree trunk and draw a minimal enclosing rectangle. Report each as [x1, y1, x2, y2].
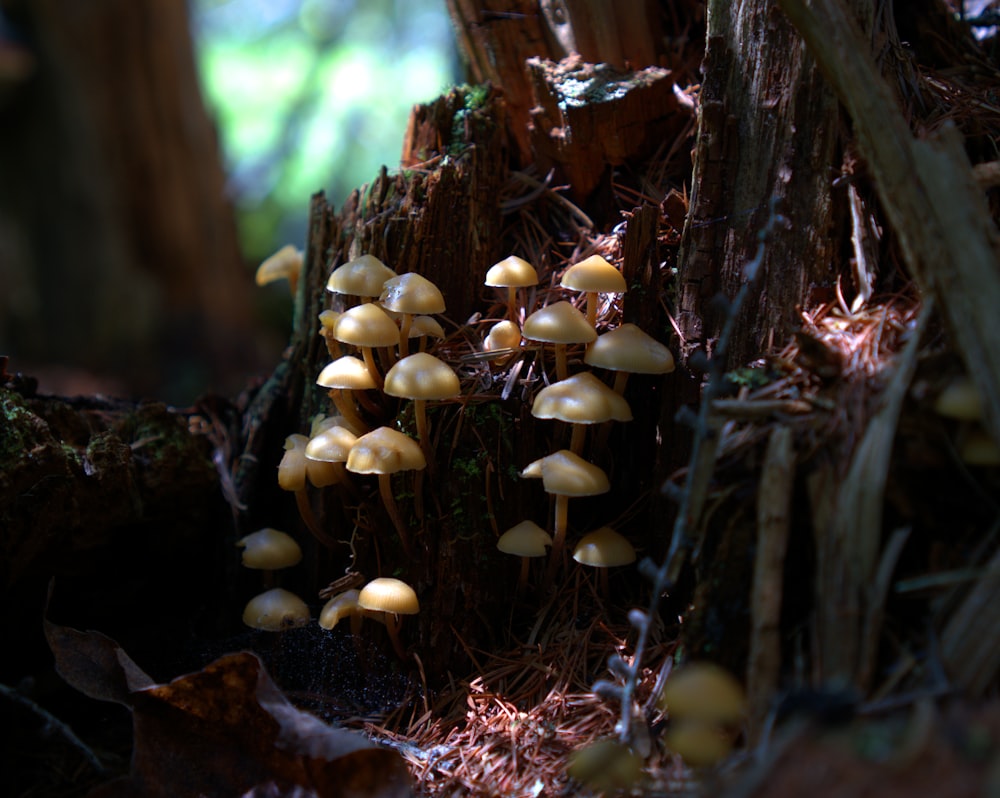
[0, 0, 254, 401]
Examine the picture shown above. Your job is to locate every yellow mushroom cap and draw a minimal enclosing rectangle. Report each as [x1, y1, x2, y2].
[664, 720, 737, 768]
[237, 528, 303, 570]
[522, 301, 597, 345]
[573, 526, 636, 567]
[383, 352, 461, 401]
[331, 303, 400, 348]
[316, 355, 377, 391]
[317, 309, 340, 333]
[408, 315, 446, 340]
[532, 371, 633, 424]
[305, 425, 358, 463]
[379, 272, 446, 315]
[560, 254, 626, 294]
[484, 320, 522, 353]
[567, 739, 644, 791]
[485, 255, 539, 288]
[242, 588, 310, 631]
[277, 434, 309, 492]
[326, 254, 397, 299]
[358, 577, 420, 615]
[347, 426, 427, 475]
[318, 589, 362, 630]
[657, 662, 747, 724]
[934, 375, 983, 421]
[585, 324, 675, 374]
[255, 244, 303, 288]
[497, 521, 552, 557]
[521, 449, 610, 496]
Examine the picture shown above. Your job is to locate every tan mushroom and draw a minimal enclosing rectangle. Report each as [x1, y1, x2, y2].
[326, 254, 397, 305]
[379, 273, 446, 358]
[383, 352, 461, 452]
[256, 244, 303, 296]
[316, 355, 376, 434]
[521, 449, 610, 575]
[522, 301, 596, 381]
[497, 520, 552, 589]
[572, 526, 636, 595]
[277, 433, 329, 544]
[346, 426, 427, 554]
[584, 323, 675, 394]
[560, 254, 627, 328]
[485, 255, 538, 323]
[242, 587, 310, 631]
[532, 371, 632, 454]
[357, 577, 420, 659]
[330, 302, 400, 390]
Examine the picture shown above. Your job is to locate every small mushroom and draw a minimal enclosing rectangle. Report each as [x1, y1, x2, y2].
[316, 355, 377, 434]
[242, 587, 310, 631]
[379, 273, 446, 358]
[497, 520, 552, 589]
[256, 244, 303, 296]
[346, 426, 427, 554]
[560, 254, 627, 328]
[326, 254, 397, 306]
[572, 526, 636, 596]
[357, 577, 420, 659]
[383, 352, 461, 452]
[485, 255, 538, 323]
[584, 323, 675, 395]
[532, 371, 632, 454]
[483, 319, 522, 364]
[522, 301, 596, 381]
[237, 527, 302, 571]
[521, 449, 610, 580]
[330, 302, 400, 390]
[277, 434, 329, 545]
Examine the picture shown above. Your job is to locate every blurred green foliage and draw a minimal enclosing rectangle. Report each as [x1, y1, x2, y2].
[192, 0, 458, 265]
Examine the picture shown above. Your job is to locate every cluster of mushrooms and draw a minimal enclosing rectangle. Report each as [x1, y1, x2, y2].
[250, 246, 676, 654]
[486, 254, 676, 592]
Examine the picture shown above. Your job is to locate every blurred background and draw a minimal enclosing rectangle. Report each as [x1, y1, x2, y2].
[0, 0, 457, 404]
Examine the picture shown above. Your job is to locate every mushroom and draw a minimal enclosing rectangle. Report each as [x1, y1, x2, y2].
[346, 426, 427, 554]
[242, 587, 310, 631]
[383, 352, 461, 452]
[560, 254, 627, 328]
[317, 310, 342, 358]
[567, 739, 644, 792]
[304, 423, 359, 488]
[357, 577, 420, 659]
[277, 433, 329, 545]
[521, 449, 610, 578]
[330, 302, 400, 390]
[237, 527, 302, 572]
[316, 355, 375, 435]
[408, 315, 446, 353]
[318, 588, 379, 635]
[326, 254, 397, 306]
[532, 371, 632, 454]
[584, 323, 676, 395]
[522, 301, 597, 381]
[485, 255, 538, 323]
[572, 526, 636, 596]
[379, 273, 446, 358]
[934, 375, 983, 421]
[255, 244, 303, 297]
[497, 520, 552, 589]
[657, 662, 746, 766]
[483, 319, 522, 364]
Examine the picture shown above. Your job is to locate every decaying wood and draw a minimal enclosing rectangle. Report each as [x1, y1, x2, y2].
[779, 0, 1000, 447]
[677, 0, 841, 369]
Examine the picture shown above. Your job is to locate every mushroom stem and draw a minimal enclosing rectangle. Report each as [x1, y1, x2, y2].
[584, 292, 598, 328]
[329, 389, 368, 434]
[506, 286, 519, 324]
[414, 399, 429, 450]
[294, 489, 335, 548]
[546, 494, 571, 585]
[518, 556, 530, 591]
[398, 314, 413, 358]
[569, 423, 586, 455]
[378, 472, 412, 555]
[384, 613, 407, 660]
[361, 346, 384, 391]
[611, 371, 630, 395]
[554, 344, 569, 381]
